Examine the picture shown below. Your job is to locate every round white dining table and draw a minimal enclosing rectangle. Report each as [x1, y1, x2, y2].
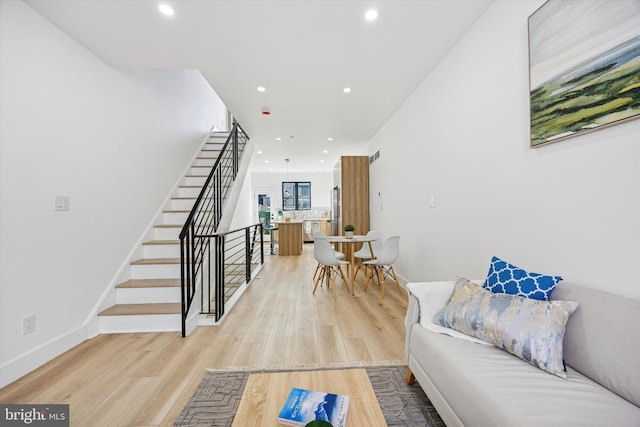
[323, 235, 378, 295]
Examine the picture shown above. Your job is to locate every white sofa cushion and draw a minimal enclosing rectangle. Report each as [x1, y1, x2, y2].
[408, 323, 640, 426]
[551, 283, 640, 407]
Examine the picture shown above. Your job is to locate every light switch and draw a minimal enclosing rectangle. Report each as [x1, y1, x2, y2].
[55, 195, 70, 211]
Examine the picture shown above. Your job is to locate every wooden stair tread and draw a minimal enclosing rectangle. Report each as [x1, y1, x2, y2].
[142, 240, 179, 245]
[99, 303, 181, 316]
[131, 257, 180, 265]
[116, 279, 180, 288]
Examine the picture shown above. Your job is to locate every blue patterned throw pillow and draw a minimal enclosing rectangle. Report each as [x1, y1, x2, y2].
[483, 256, 562, 301]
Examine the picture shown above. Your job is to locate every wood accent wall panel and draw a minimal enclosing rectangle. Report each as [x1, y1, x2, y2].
[340, 156, 369, 258]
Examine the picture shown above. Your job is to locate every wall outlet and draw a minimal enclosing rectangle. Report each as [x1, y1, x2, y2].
[22, 314, 36, 335]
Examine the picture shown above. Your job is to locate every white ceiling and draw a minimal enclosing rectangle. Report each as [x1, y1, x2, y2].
[25, 0, 493, 173]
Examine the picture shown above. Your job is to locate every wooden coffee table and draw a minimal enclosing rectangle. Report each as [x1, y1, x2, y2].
[232, 368, 387, 426]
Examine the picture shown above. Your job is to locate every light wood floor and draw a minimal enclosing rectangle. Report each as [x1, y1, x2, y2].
[0, 244, 408, 426]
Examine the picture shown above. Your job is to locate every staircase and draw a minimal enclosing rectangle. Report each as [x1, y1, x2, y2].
[97, 131, 230, 333]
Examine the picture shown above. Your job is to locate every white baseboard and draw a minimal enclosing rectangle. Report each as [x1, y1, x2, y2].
[0, 326, 87, 388]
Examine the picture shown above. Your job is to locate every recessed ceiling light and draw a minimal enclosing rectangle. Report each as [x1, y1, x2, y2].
[264, 160, 269, 163]
[323, 150, 328, 154]
[257, 86, 266, 92]
[327, 137, 333, 141]
[158, 4, 174, 16]
[343, 87, 351, 94]
[257, 150, 263, 154]
[365, 9, 378, 21]
[276, 137, 282, 141]
[320, 160, 325, 163]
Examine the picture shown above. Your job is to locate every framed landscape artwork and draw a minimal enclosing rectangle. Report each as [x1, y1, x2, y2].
[528, 0, 640, 147]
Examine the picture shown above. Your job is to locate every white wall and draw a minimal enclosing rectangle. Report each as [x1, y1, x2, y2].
[0, 0, 227, 385]
[229, 169, 254, 229]
[369, 0, 640, 300]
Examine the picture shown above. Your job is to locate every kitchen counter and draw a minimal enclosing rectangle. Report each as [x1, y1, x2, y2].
[272, 221, 303, 255]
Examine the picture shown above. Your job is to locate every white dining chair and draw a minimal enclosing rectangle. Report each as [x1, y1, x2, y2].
[363, 235, 401, 299]
[353, 230, 383, 278]
[313, 237, 351, 299]
[314, 231, 345, 258]
[312, 230, 345, 281]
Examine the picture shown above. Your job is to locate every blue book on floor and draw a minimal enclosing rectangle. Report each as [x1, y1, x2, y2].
[278, 387, 349, 427]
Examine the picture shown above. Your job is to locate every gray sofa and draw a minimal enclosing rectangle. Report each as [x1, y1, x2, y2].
[405, 280, 640, 426]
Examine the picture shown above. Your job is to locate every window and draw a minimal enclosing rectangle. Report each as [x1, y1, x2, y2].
[282, 181, 311, 211]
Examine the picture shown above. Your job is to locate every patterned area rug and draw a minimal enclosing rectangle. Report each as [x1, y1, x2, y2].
[174, 365, 445, 426]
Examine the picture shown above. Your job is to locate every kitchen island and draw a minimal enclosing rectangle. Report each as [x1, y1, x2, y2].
[272, 220, 303, 256]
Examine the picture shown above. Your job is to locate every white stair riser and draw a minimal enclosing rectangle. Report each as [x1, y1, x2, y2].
[195, 158, 216, 167]
[131, 263, 180, 279]
[116, 287, 181, 304]
[143, 243, 180, 258]
[191, 166, 212, 175]
[204, 147, 224, 155]
[159, 211, 216, 228]
[178, 187, 201, 198]
[100, 314, 181, 334]
[185, 176, 207, 186]
[154, 227, 181, 240]
[171, 199, 196, 210]
[163, 211, 189, 224]
[199, 152, 221, 162]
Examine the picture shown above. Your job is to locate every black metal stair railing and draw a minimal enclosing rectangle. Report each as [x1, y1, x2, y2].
[199, 223, 264, 322]
[179, 121, 262, 336]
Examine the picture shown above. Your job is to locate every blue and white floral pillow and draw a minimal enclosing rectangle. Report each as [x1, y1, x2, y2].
[483, 256, 562, 301]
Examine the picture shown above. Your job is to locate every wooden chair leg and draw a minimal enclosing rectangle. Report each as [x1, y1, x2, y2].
[364, 265, 373, 291]
[313, 269, 322, 295]
[390, 266, 402, 290]
[329, 267, 338, 301]
[406, 369, 416, 385]
[337, 265, 351, 294]
[313, 266, 328, 294]
[313, 263, 321, 281]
